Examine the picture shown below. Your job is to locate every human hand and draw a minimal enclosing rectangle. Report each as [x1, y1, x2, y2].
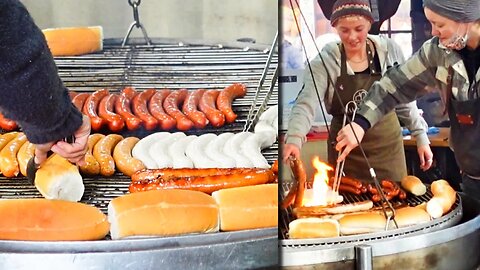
[335, 122, 365, 162]
[282, 143, 300, 164]
[34, 115, 91, 166]
[418, 144, 434, 171]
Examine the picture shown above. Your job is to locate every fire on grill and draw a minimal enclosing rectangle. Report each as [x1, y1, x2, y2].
[281, 156, 459, 239]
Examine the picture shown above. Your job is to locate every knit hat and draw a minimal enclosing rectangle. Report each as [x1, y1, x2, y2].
[330, 0, 374, 26]
[423, 0, 480, 23]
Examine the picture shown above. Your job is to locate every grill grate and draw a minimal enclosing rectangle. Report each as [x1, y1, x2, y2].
[279, 181, 462, 247]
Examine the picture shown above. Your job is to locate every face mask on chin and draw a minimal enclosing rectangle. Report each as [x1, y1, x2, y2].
[443, 25, 469, 50]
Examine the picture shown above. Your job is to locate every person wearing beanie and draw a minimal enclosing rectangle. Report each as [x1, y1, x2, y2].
[336, 0, 480, 199]
[0, 0, 90, 166]
[284, 0, 433, 183]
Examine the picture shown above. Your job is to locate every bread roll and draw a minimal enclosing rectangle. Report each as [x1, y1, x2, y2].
[108, 189, 219, 239]
[0, 199, 109, 241]
[212, 184, 278, 231]
[426, 180, 456, 218]
[289, 218, 339, 239]
[401, 175, 426, 196]
[35, 154, 84, 202]
[338, 212, 387, 235]
[393, 207, 431, 228]
[42, 26, 103, 56]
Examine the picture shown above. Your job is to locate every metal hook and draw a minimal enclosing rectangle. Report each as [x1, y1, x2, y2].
[122, 0, 152, 47]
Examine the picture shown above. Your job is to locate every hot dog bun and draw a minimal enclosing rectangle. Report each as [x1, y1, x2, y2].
[393, 206, 431, 227]
[107, 189, 219, 239]
[35, 154, 84, 202]
[0, 199, 109, 241]
[338, 212, 387, 235]
[400, 175, 426, 196]
[42, 26, 103, 56]
[426, 180, 456, 218]
[288, 218, 340, 239]
[211, 184, 277, 231]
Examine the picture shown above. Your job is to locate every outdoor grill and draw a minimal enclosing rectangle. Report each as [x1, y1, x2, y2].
[0, 37, 278, 269]
[279, 180, 480, 270]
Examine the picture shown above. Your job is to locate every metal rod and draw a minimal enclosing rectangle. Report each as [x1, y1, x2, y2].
[355, 245, 373, 270]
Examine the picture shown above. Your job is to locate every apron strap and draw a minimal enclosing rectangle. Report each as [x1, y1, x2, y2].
[444, 66, 454, 115]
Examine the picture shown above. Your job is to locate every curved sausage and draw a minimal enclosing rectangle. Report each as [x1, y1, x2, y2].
[115, 87, 143, 131]
[17, 141, 35, 177]
[132, 89, 158, 130]
[148, 89, 176, 130]
[129, 168, 275, 194]
[92, 134, 123, 176]
[113, 137, 146, 176]
[271, 160, 278, 175]
[291, 157, 307, 208]
[381, 180, 396, 190]
[340, 176, 363, 189]
[98, 94, 125, 132]
[163, 89, 194, 131]
[338, 184, 362, 195]
[83, 89, 109, 131]
[72, 93, 90, 112]
[198, 90, 225, 128]
[182, 89, 208, 129]
[216, 83, 247, 123]
[281, 182, 298, 210]
[79, 133, 105, 176]
[0, 133, 27, 177]
[69, 92, 77, 100]
[0, 113, 18, 131]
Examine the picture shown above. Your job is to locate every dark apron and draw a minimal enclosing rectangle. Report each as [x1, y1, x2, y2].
[327, 44, 407, 182]
[446, 67, 480, 199]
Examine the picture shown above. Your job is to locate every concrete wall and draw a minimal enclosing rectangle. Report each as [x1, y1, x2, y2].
[20, 0, 277, 45]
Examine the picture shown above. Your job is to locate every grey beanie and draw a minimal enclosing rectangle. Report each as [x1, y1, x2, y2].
[423, 0, 480, 22]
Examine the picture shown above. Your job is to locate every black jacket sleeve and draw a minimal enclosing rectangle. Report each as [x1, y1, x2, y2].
[0, 0, 82, 144]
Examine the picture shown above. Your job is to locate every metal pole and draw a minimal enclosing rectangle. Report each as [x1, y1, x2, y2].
[355, 244, 373, 270]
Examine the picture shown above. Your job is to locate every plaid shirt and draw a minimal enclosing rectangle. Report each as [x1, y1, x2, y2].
[286, 35, 429, 149]
[357, 36, 478, 129]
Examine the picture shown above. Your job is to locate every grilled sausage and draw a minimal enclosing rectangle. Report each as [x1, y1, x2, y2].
[114, 87, 142, 131]
[132, 89, 158, 130]
[17, 141, 35, 177]
[69, 92, 77, 100]
[340, 176, 363, 189]
[163, 89, 194, 131]
[92, 134, 123, 176]
[199, 90, 225, 128]
[148, 89, 176, 130]
[0, 133, 27, 177]
[371, 193, 396, 202]
[182, 89, 208, 129]
[0, 113, 18, 131]
[98, 94, 125, 132]
[216, 83, 247, 123]
[290, 157, 307, 208]
[79, 133, 105, 176]
[129, 168, 275, 194]
[281, 182, 298, 210]
[398, 189, 407, 200]
[83, 89, 109, 131]
[338, 184, 362, 195]
[72, 93, 90, 112]
[113, 137, 146, 177]
[132, 167, 268, 182]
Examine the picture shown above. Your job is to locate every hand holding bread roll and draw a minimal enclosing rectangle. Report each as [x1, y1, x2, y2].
[0, 199, 109, 241]
[35, 154, 84, 202]
[426, 180, 456, 218]
[401, 175, 426, 196]
[289, 218, 339, 239]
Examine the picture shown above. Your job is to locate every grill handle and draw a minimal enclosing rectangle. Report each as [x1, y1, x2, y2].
[355, 244, 373, 270]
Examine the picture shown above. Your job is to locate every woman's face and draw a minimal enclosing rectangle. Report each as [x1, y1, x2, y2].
[424, 7, 467, 47]
[334, 16, 371, 53]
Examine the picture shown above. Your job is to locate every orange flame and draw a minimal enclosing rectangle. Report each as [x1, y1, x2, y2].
[302, 156, 334, 206]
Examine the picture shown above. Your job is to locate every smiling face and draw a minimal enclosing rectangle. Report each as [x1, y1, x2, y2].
[424, 7, 468, 47]
[334, 16, 371, 54]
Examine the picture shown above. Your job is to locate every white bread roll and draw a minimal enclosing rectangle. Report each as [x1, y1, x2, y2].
[42, 26, 103, 56]
[393, 207, 431, 228]
[289, 218, 339, 239]
[0, 199, 109, 241]
[401, 175, 426, 196]
[338, 212, 387, 235]
[426, 180, 456, 218]
[108, 190, 219, 239]
[35, 154, 84, 202]
[212, 184, 278, 231]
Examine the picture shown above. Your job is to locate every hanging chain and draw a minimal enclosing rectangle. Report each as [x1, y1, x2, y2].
[122, 0, 152, 46]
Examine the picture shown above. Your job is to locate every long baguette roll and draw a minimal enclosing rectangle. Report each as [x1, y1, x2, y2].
[400, 175, 426, 196]
[426, 180, 456, 218]
[0, 199, 109, 241]
[393, 207, 431, 228]
[35, 154, 84, 202]
[289, 218, 339, 239]
[338, 212, 387, 235]
[108, 189, 219, 239]
[212, 184, 278, 231]
[42, 26, 103, 56]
